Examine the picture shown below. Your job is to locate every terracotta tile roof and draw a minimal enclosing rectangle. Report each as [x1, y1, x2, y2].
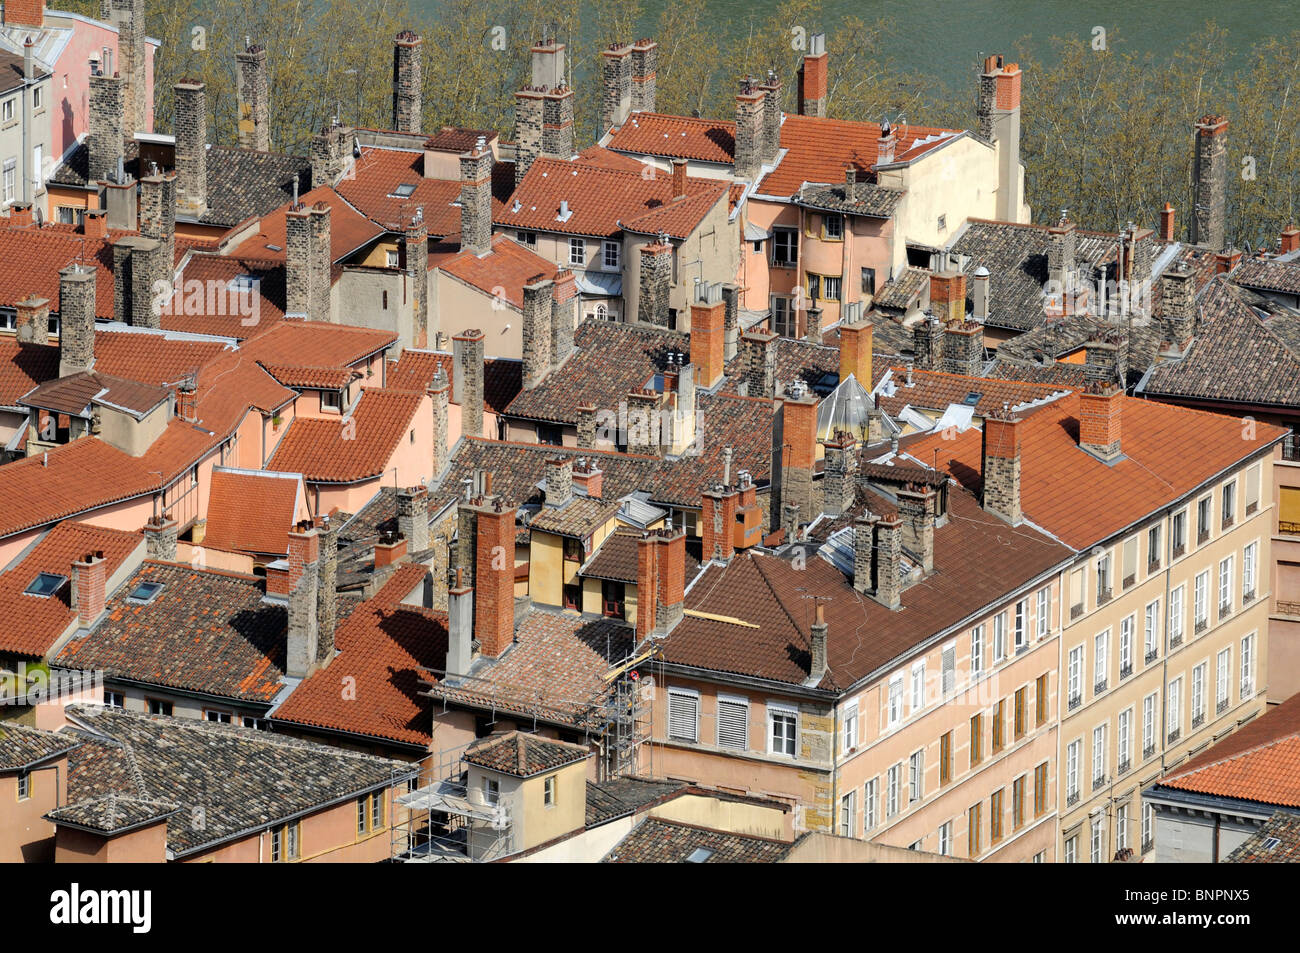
[228, 186, 386, 263]
[0, 521, 142, 658]
[876, 367, 1072, 420]
[0, 438, 159, 540]
[797, 180, 905, 219]
[903, 391, 1288, 550]
[426, 609, 635, 729]
[435, 233, 560, 309]
[91, 327, 232, 388]
[52, 562, 287, 704]
[993, 317, 1165, 381]
[495, 157, 728, 240]
[720, 335, 850, 396]
[1233, 256, 1300, 296]
[272, 565, 448, 747]
[257, 362, 359, 390]
[0, 338, 58, 409]
[986, 360, 1091, 388]
[463, 730, 590, 777]
[1160, 693, 1300, 809]
[335, 145, 513, 238]
[241, 321, 397, 370]
[603, 817, 794, 863]
[1225, 812, 1300, 863]
[0, 222, 133, 316]
[585, 776, 686, 826]
[163, 253, 287, 339]
[19, 370, 169, 418]
[46, 794, 179, 833]
[423, 127, 499, 153]
[267, 387, 425, 483]
[582, 528, 702, 583]
[528, 496, 623, 538]
[203, 469, 304, 556]
[385, 349, 521, 415]
[606, 113, 738, 164]
[60, 704, 408, 857]
[0, 723, 79, 771]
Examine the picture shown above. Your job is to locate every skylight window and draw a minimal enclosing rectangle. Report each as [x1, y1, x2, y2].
[685, 847, 715, 863]
[126, 581, 165, 604]
[24, 572, 68, 597]
[391, 183, 416, 198]
[962, 391, 983, 406]
[1263, 837, 1282, 851]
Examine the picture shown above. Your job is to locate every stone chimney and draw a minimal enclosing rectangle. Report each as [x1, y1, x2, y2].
[912, 314, 942, 370]
[576, 403, 597, 450]
[741, 330, 777, 398]
[701, 480, 738, 565]
[637, 240, 671, 326]
[71, 551, 107, 628]
[88, 69, 125, 185]
[139, 172, 176, 270]
[1281, 225, 1300, 255]
[458, 136, 493, 257]
[285, 522, 320, 678]
[804, 305, 823, 344]
[942, 321, 984, 376]
[452, 329, 485, 438]
[236, 44, 270, 151]
[58, 265, 97, 377]
[1192, 115, 1228, 251]
[392, 31, 423, 134]
[286, 201, 331, 322]
[1084, 330, 1127, 387]
[316, 517, 338, 664]
[513, 88, 544, 188]
[429, 365, 449, 475]
[797, 32, 828, 117]
[930, 271, 966, 326]
[1160, 265, 1196, 345]
[977, 55, 1024, 221]
[851, 516, 873, 595]
[310, 120, 354, 188]
[808, 603, 827, 684]
[397, 486, 430, 553]
[522, 275, 553, 389]
[104, 175, 136, 230]
[526, 39, 573, 163]
[1079, 383, 1124, 462]
[782, 501, 800, 543]
[1160, 203, 1176, 242]
[111, 235, 165, 328]
[757, 70, 782, 166]
[690, 280, 725, 389]
[173, 80, 208, 218]
[625, 389, 662, 457]
[467, 495, 516, 658]
[545, 456, 573, 508]
[722, 283, 740, 361]
[822, 431, 857, 517]
[778, 385, 818, 522]
[104, 0, 145, 134]
[982, 413, 1023, 524]
[655, 527, 686, 635]
[734, 78, 765, 180]
[897, 484, 937, 573]
[144, 515, 178, 560]
[972, 266, 991, 320]
[403, 215, 428, 346]
[630, 39, 657, 113]
[551, 268, 576, 370]
[1048, 214, 1077, 298]
[601, 43, 633, 132]
[14, 296, 50, 346]
[445, 569, 474, 677]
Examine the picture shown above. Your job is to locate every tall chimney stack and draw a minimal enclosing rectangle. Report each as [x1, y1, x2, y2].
[87, 68, 125, 185]
[797, 32, 827, 117]
[977, 55, 1025, 222]
[316, 518, 338, 665]
[630, 39, 657, 113]
[1192, 115, 1228, 251]
[236, 44, 270, 151]
[58, 265, 97, 377]
[690, 280, 725, 390]
[637, 239, 672, 326]
[459, 136, 493, 257]
[522, 276, 554, 389]
[104, 0, 145, 134]
[734, 78, 765, 180]
[173, 79, 209, 218]
[452, 329, 485, 438]
[1078, 383, 1124, 462]
[808, 603, 827, 684]
[757, 70, 782, 166]
[392, 31, 423, 134]
[601, 43, 633, 133]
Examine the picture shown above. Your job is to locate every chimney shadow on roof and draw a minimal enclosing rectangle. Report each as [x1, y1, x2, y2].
[706, 128, 735, 156]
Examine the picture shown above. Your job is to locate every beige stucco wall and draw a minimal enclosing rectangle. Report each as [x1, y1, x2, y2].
[0, 756, 68, 863]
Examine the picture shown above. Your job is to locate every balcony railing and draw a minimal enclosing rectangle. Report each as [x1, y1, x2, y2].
[1217, 697, 1229, 715]
[1243, 590, 1255, 605]
[1192, 713, 1205, 729]
[1144, 744, 1156, 760]
[1198, 529, 1211, 545]
[1071, 604, 1085, 620]
[1067, 792, 1080, 808]
[1168, 728, 1181, 744]
[1142, 837, 1153, 855]
[1172, 543, 1186, 559]
[1145, 649, 1158, 664]
[1093, 775, 1107, 792]
[1148, 558, 1161, 572]
[1170, 632, 1183, 649]
[1117, 759, 1131, 777]
[1222, 516, 1234, 530]
[1120, 663, 1133, 680]
[1094, 679, 1108, 695]
[1097, 588, 1114, 606]
[1219, 603, 1232, 619]
[1068, 693, 1082, 712]
[1195, 619, 1208, 635]
[1246, 501, 1258, 516]
[1123, 574, 1136, 590]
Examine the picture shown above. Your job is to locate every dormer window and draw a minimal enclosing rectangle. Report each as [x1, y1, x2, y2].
[24, 572, 68, 598]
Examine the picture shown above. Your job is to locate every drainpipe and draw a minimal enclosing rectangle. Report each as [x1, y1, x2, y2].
[830, 700, 839, 837]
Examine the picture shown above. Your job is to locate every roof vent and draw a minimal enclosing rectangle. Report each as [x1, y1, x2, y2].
[557, 199, 572, 222]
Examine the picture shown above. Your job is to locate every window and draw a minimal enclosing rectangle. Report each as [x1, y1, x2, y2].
[603, 240, 620, 270]
[861, 266, 876, 295]
[1122, 536, 1138, 587]
[2, 158, 14, 204]
[356, 796, 369, 835]
[1169, 585, 1185, 646]
[769, 703, 798, 757]
[1092, 724, 1107, 788]
[822, 214, 843, 240]
[1241, 633, 1256, 699]
[1094, 630, 1109, 694]
[1036, 673, 1049, 726]
[1142, 803, 1154, 854]
[1243, 542, 1257, 601]
[1067, 645, 1083, 710]
[1219, 556, 1234, 617]
[717, 695, 749, 750]
[516, 230, 537, 247]
[990, 789, 1004, 843]
[385, 248, 399, 268]
[1090, 816, 1105, 863]
[968, 803, 982, 857]
[887, 764, 900, 817]
[772, 228, 798, 267]
[667, 688, 699, 743]
[770, 295, 796, 337]
[544, 775, 557, 807]
[1147, 524, 1162, 569]
[1142, 692, 1158, 758]
[1012, 775, 1026, 829]
[104, 690, 124, 709]
[992, 699, 1005, 752]
[1117, 802, 1130, 851]
[1065, 834, 1078, 863]
[482, 777, 500, 805]
[970, 625, 984, 677]
[270, 820, 299, 862]
[1167, 677, 1183, 742]
[993, 612, 1007, 662]
[910, 662, 926, 713]
[909, 749, 924, 803]
[147, 698, 173, 716]
[321, 389, 342, 412]
[1034, 762, 1048, 816]
[1194, 570, 1209, 632]
[808, 272, 841, 302]
[33, 86, 42, 109]
[942, 644, 955, 696]
[1197, 495, 1212, 543]
[1036, 587, 1050, 639]
[969, 712, 984, 767]
[938, 820, 953, 856]
[940, 731, 953, 785]
[1033, 851, 1046, 863]
[1014, 599, 1028, 652]
[1144, 601, 1160, 662]
[839, 791, 856, 837]
[840, 702, 857, 753]
[568, 238, 585, 266]
[887, 676, 903, 727]
[1096, 551, 1112, 600]
[1014, 687, 1027, 738]
[1172, 509, 1187, 554]
[1066, 739, 1080, 803]
[1192, 662, 1207, 727]
[1070, 567, 1085, 617]
[864, 778, 878, 830]
[17, 771, 30, 800]
[1245, 463, 1261, 514]
[1118, 707, 1132, 773]
[205, 710, 232, 724]
[1119, 615, 1134, 678]
[1216, 647, 1231, 713]
[1222, 480, 1236, 528]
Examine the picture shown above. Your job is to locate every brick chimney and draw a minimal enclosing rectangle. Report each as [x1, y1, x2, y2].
[527, 38, 573, 162]
[14, 296, 50, 346]
[173, 80, 209, 219]
[286, 202, 331, 322]
[655, 527, 685, 634]
[81, 208, 108, 240]
[87, 68, 125, 185]
[804, 305, 823, 344]
[446, 568, 473, 677]
[576, 403, 597, 450]
[144, 514, 178, 561]
[942, 321, 984, 376]
[174, 381, 197, 421]
[2, 0, 44, 27]
[976, 55, 1024, 221]
[459, 135, 493, 256]
[1192, 115, 1228, 251]
[808, 602, 827, 684]
[551, 269, 577, 370]
[429, 364, 449, 476]
[630, 39, 657, 113]
[670, 157, 687, 199]
[722, 283, 740, 361]
[854, 514, 901, 609]
[930, 271, 966, 326]
[876, 122, 896, 166]
[637, 240, 671, 326]
[838, 320, 873, 386]
[397, 486, 430, 553]
[734, 471, 762, 550]
[734, 78, 765, 180]
[690, 280, 725, 389]
[285, 522, 320, 678]
[1160, 203, 1176, 241]
[71, 551, 107, 628]
[469, 496, 516, 658]
[757, 70, 782, 166]
[1214, 248, 1242, 274]
[374, 530, 407, 568]
[513, 88, 544, 188]
[702, 472, 739, 564]
[981, 413, 1022, 524]
[635, 533, 658, 639]
[1078, 384, 1124, 462]
[741, 329, 777, 398]
[822, 431, 857, 517]
[8, 201, 33, 226]
[897, 484, 937, 573]
[316, 517, 338, 664]
[572, 458, 602, 498]
[522, 275, 553, 389]
[58, 265, 97, 378]
[452, 329, 485, 438]
[139, 172, 177, 271]
[601, 43, 633, 132]
[797, 32, 828, 117]
[392, 31, 423, 134]
[545, 456, 573, 507]
[778, 385, 818, 521]
[236, 44, 270, 151]
[1282, 225, 1300, 255]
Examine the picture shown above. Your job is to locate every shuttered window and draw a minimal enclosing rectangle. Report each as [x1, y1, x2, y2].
[1034, 762, 1048, 815]
[942, 644, 955, 696]
[667, 689, 699, 743]
[940, 731, 953, 785]
[716, 696, 748, 750]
